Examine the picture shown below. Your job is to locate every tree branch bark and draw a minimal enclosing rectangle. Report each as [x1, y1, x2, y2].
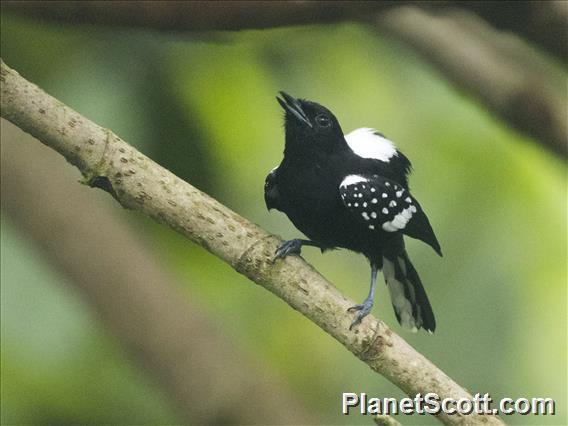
[1, 1, 396, 31]
[0, 59, 504, 426]
[0, 120, 313, 425]
[375, 414, 403, 426]
[459, 1, 568, 64]
[4, 1, 564, 160]
[377, 6, 567, 159]
[5, 0, 566, 63]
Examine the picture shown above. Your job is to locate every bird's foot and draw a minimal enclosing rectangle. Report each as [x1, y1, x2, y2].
[275, 239, 303, 259]
[348, 299, 374, 330]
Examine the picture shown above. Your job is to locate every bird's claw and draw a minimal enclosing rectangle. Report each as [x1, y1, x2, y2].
[275, 239, 302, 260]
[348, 300, 373, 330]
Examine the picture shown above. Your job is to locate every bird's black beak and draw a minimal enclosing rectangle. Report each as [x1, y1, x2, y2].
[276, 91, 312, 128]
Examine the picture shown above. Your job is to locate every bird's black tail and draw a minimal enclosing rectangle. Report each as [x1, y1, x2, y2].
[383, 250, 436, 333]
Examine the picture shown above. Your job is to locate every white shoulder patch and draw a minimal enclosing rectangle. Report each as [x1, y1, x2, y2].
[340, 174, 368, 188]
[344, 127, 397, 162]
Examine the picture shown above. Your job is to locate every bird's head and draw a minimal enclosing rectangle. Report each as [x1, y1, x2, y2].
[277, 91, 345, 154]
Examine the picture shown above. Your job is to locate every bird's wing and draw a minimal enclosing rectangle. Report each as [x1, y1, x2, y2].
[338, 174, 441, 255]
[264, 165, 280, 211]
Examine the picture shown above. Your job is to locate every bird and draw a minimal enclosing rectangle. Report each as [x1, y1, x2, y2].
[265, 91, 442, 332]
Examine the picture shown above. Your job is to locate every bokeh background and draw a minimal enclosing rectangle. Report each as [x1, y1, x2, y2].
[1, 5, 566, 425]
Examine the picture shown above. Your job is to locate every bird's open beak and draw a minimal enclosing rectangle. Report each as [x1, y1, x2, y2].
[276, 91, 312, 128]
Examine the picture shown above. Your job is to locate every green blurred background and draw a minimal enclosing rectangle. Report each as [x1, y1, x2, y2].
[1, 11, 566, 426]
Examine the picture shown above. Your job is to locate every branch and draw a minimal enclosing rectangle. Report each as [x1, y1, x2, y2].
[0, 0, 395, 30]
[377, 6, 567, 159]
[4, 2, 564, 160]
[374, 414, 403, 426]
[460, 0, 568, 64]
[0, 120, 313, 425]
[0, 59, 504, 426]
[5, 0, 565, 63]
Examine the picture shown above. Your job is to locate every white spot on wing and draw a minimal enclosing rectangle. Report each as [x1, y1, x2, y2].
[400, 209, 412, 220]
[344, 128, 397, 162]
[382, 222, 397, 232]
[381, 206, 414, 232]
[392, 215, 406, 228]
[340, 174, 368, 188]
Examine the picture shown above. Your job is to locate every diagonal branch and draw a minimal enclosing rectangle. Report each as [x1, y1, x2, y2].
[0, 59, 504, 426]
[1, 120, 313, 425]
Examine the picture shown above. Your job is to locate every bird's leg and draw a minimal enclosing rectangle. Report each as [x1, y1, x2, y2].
[275, 239, 323, 259]
[348, 263, 378, 330]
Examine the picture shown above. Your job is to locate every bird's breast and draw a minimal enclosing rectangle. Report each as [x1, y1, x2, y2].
[276, 163, 352, 245]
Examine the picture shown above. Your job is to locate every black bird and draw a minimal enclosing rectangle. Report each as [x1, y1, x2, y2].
[265, 92, 442, 332]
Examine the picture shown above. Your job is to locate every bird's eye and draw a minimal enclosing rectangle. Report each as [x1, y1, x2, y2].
[315, 114, 331, 128]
